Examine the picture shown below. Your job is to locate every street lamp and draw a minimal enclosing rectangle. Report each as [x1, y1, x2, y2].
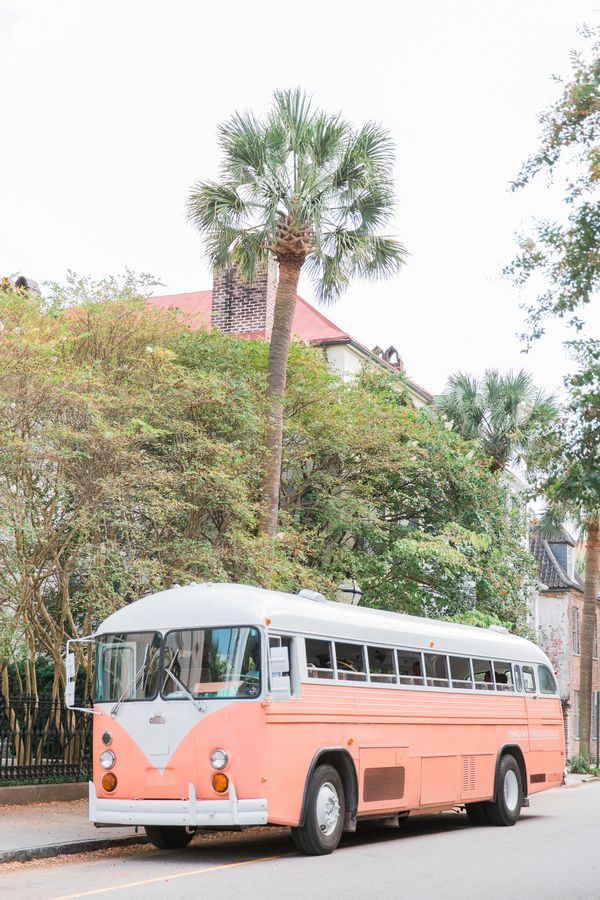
[337, 579, 362, 606]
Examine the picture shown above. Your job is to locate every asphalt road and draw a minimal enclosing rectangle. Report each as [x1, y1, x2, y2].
[2, 783, 599, 900]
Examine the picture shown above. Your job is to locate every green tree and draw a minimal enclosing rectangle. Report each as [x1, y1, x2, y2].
[281, 362, 534, 625]
[538, 339, 600, 759]
[436, 370, 557, 473]
[0, 276, 535, 712]
[508, 26, 600, 342]
[187, 88, 407, 536]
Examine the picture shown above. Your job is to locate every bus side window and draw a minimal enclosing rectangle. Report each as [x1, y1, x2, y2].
[493, 661, 514, 692]
[522, 665, 536, 693]
[514, 665, 523, 692]
[335, 642, 367, 681]
[473, 659, 494, 690]
[397, 650, 424, 686]
[449, 656, 472, 689]
[424, 653, 450, 688]
[367, 646, 397, 684]
[538, 665, 557, 695]
[305, 638, 334, 679]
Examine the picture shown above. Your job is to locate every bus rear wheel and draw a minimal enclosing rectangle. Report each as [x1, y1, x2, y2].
[291, 764, 345, 856]
[144, 825, 196, 849]
[485, 754, 523, 826]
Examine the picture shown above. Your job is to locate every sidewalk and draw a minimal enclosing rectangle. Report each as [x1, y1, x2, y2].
[564, 772, 600, 788]
[0, 798, 145, 863]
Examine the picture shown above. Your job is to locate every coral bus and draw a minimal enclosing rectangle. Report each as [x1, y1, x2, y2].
[66, 582, 565, 855]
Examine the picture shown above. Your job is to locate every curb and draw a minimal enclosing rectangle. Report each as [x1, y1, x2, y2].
[0, 783, 88, 806]
[0, 834, 147, 865]
[563, 775, 600, 789]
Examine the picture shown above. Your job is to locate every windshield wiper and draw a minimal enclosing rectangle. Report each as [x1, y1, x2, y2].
[110, 660, 147, 718]
[163, 652, 206, 713]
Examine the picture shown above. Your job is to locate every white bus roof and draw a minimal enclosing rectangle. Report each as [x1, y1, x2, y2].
[96, 582, 548, 665]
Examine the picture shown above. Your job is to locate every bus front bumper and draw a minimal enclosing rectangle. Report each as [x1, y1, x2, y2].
[89, 781, 268, 828]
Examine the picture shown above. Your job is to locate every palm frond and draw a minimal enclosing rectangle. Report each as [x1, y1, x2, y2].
[437, 369, 558, 472]
[186, 181, 250, 232]
[188, 88, 406, 303]
[218, 110, 267, 182]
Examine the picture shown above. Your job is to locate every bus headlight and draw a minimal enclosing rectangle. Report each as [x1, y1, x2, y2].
[210, 748, 228, 770]
[99, 750, 116, 770]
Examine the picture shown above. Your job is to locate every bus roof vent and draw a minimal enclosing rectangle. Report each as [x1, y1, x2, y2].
[297, 589, 327, 603]
[488, 625, 509, 634]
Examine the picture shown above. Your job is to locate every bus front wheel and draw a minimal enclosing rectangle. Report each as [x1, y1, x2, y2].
[291, 764, 345, 855]
[144, 825, 196, 850]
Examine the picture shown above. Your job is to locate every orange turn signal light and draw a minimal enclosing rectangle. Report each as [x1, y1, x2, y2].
[212, 773, 229, 793]
[102, 773, 117, 793]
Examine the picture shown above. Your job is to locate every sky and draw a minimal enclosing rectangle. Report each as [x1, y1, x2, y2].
[2, 0, 600, 397]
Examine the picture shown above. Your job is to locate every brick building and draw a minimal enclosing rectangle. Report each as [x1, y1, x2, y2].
[530, 526, 600, 758]
[147, 264, 433, 408]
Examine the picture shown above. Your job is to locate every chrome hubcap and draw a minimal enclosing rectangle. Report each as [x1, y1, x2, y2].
[316, 782, 340, 836]
[503, 769, 519, 811]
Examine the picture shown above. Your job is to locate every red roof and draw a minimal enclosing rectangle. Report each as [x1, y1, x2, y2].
[147, 289, 432, 403]
[147, 291, 348, 343]
[148, 290, 212, 330]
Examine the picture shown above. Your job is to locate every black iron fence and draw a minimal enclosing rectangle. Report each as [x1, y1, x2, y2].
[0, 696, 92, 784]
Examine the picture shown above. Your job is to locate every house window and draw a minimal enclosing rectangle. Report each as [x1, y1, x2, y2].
[593, 617, 598, 660]
[592, 692, 598, 742]
[566, 544, 574, 579]
[574, 691, 580, 741]
[572, 608, 580, 656]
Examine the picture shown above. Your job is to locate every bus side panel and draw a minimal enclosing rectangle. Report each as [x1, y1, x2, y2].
[263, 681, 362, 826]
[263, 686, 565, 824]
[525, 696, 565, 794]
[358, 746, 421, 812]
[353, 686, 529, 810]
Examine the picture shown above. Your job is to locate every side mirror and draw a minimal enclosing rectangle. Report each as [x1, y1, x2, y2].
[270, 645, 289, 675]
[269, 645, 291, 701]
[65, 650, 76, 708]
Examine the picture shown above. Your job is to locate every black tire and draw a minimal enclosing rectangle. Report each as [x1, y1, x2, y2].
[465, 801, 489, 826]
[485, 754, 523, 827]
[144, 825, 196, 849]
[291, 764, 345, 855]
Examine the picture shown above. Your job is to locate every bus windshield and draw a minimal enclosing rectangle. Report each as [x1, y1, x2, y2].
[162, 627, 261, 699]
[95, 632, 161, 702]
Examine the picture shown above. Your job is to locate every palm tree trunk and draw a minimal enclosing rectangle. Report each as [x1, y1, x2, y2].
[579, 519, 600, 759]
[258, 257, 302, 536]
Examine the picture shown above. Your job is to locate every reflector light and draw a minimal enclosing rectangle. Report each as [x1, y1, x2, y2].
[212, 773, 229, 793]
[102, 773, 117, 792]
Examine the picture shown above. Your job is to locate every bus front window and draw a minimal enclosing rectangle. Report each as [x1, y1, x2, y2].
[95, 632, 161, 702]
[162, 627, 261, 699]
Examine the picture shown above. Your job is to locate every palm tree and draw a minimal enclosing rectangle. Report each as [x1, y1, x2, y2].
[436, 370, 556, 474]
[187, 89, 407, 535]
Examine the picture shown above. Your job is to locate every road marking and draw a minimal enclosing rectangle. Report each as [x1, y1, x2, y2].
[49, 853, 289, 899]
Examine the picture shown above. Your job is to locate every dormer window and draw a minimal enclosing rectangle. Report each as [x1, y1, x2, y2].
[566, 544, 574, 579]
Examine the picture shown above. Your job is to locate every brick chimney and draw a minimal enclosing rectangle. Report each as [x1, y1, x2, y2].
[211, 258, 278, 337]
